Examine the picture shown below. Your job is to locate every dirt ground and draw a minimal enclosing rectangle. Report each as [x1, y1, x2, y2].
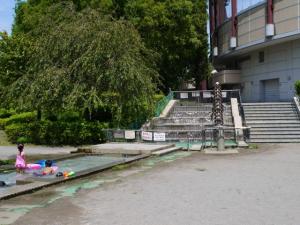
[1, 143, 300, 225]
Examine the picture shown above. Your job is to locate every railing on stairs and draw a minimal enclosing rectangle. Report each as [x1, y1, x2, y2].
[155, 90, 174, 117]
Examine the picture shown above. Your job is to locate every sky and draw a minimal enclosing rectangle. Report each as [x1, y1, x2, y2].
[0, 0, 15, 34]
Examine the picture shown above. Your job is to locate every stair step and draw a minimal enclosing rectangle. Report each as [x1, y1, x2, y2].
[243, 102, 293, 106]
[152, 147, 182, 156]
[247, 120, 300, 124]
[251, 131, 300, 135]
[252, 127, 300, 131]
[245, 117, 299, 120]
[249, 125, 300, 129]
[250, 134, 300, 138]
[244, 111, 297, 114]
[249, 139, 300, 143]
[243, 107, 295, 111]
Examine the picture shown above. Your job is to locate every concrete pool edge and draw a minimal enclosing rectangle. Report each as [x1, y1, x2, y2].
[0, 153, 151, 201]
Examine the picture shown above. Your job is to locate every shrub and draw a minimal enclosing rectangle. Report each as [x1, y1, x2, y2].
[4, 112, 37, 127]
[0, 108, 15, 119]
[295, 80, 300, 96]
[0, 118, 9, 129]
[17, 136, 32, 144]
[58, 111, 81, 122]
[4, 120, 108, 145]
[154, 94, 165, 103]
[4, 123, 35, 143]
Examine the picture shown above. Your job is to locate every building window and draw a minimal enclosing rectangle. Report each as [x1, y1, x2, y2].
[225, 0, 232, 18]
[238, 0, 265, 13]
[258, 51, 264, 63]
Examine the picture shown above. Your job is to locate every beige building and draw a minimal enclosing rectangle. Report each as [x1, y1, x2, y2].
[210, 0, 300, 102]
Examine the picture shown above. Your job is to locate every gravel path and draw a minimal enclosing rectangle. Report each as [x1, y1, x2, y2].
[3, 144, 300, 225]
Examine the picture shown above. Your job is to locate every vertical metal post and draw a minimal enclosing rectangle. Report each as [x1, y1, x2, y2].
[213, 82, 225, 151]
[266, 0, 274, 37]
[187, 133, 190, 151]
[267, 0, 274, 24]
[230, 0, 237, 48]
[217, 127, 225, 151]
[217, 0, 225, 26]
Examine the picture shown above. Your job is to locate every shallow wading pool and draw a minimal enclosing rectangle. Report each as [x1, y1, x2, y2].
[0, 155, 125, 190]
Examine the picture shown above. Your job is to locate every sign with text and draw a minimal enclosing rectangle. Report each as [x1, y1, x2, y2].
[142, 131, 153, 141]
[153, 132, 166, 141]
[125, 130, 135, 140]
[203, 92, 212, 98]
[192, 92, 200, 97]
[113, 130, 124, 139]
[180, 92, 188, 99]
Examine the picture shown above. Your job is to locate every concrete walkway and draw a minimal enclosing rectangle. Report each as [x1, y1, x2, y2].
[2, 143, 300, 225]
[78, 143, 174, 155]
[0, 146, 75, 160]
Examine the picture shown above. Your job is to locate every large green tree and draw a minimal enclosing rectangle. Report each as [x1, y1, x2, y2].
[124, 0, 208, 90]
[1, 3, 159, 127]
[13, 0, 208, 91]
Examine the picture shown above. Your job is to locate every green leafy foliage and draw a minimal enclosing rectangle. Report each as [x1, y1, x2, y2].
[0, 0, 208, 146]
[12, 0, 208, 92]
[295, 80, 300, 96]
[4, 119, 108, 145]
[0, 112, 36, 127]
[154, 94, 165, 103]
[0, 108, 15, 119]
[5, 122, 34, 143]
[58, 111, 81, 122]
[124, 0, 208, 90]
[0, 32, 33, 105]
[2, 3, 159, 127]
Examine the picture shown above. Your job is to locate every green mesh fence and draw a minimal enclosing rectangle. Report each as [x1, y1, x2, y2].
[155, 91, 174, 117]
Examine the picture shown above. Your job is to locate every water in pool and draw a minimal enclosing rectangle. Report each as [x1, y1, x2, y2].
[0, 155, 124, 189]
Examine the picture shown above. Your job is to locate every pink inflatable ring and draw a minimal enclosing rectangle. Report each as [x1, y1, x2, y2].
[26, 163, 42, 170]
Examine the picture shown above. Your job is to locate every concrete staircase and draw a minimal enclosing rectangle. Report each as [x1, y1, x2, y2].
[243, 102, 300, 143]
[144, 101, 235, 142]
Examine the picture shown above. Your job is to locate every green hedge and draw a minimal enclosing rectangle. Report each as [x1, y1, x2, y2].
[0, 112, 36, 129]
[5, 121, 108, 146]
[0, 108, 15, 119]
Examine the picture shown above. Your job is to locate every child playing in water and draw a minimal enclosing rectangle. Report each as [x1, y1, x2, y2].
[41, 160, 55, 175]
[33, 160, 55, 176]
[15, 143, 26, 173]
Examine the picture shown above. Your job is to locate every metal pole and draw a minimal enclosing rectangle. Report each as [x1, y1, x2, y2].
[217, 126, 225, 151]
[213, 82, 225, 151]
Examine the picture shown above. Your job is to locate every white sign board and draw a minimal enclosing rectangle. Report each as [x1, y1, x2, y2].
[203, 92, 211, 98]
[113, 130, 124, 139]
[192, 92, 200, 97]
[154, 132, 166, 142]
[222, 92, 227, 98]
[142, 131, 153, 141]
[180, 92, 188, 99]
[125, 130, 135, 140]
